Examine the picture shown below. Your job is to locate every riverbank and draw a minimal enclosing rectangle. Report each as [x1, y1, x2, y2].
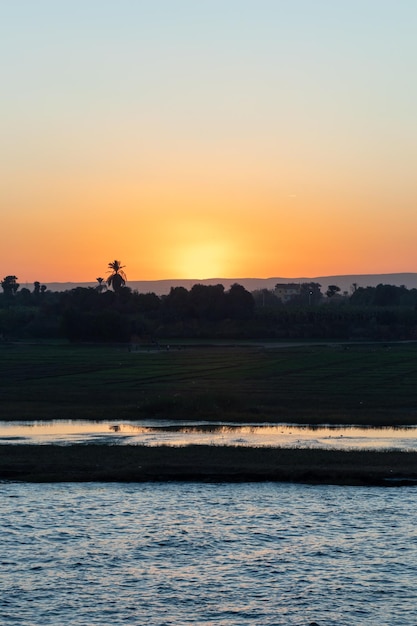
[1, 445, 417, 485]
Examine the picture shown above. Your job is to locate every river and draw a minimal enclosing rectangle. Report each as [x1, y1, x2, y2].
[1, 481, 416, 625]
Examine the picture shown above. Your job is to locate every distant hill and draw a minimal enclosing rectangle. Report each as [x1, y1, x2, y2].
[39, 273, 417, 295]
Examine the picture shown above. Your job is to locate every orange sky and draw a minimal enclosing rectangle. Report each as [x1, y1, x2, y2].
[1, 1, 417, 283]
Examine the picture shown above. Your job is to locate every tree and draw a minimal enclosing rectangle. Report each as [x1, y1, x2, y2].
[297, 282, 322, 306]
[17, 287, 32, 306]
[96, 277, 107, 293]
[252, 289, 280, 308]
[1, 275, 19, 297]
[106, 261, 127, 293]
[326, 285, 341, 298]
[33, 281, 47, 297]
[226, 283, 255, 319]
[162, 286, 191, 322]
[189, 284, 227, 320]
[373, 284, 400, 306]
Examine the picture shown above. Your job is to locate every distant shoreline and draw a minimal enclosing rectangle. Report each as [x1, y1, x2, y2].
[1, 445, 417, 486]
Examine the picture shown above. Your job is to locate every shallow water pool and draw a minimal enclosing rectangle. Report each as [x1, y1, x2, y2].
[1, 420, 417, 450]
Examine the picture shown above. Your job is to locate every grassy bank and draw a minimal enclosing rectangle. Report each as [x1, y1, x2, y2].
[1, 444, 417, 485]
[1, 341, 417, 424]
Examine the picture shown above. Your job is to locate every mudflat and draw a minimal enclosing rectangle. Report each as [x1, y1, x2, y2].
[1, 444, 417, 486]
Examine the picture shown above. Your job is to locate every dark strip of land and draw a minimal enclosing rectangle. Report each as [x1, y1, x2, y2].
[1, 444, 417, 486]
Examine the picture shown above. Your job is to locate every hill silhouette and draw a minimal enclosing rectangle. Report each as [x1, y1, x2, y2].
[35, 273, 417, 295]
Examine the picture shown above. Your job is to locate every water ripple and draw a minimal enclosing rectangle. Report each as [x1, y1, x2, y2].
[0, 482, 417, 625]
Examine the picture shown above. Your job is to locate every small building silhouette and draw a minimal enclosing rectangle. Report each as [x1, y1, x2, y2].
[274, 283, 301, 303]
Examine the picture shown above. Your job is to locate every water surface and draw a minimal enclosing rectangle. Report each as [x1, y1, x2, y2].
[1, 419, 417, 450]
[1, 482, 416, 625]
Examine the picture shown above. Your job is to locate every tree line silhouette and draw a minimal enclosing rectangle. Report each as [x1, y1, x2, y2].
[2, 261, 417, 342]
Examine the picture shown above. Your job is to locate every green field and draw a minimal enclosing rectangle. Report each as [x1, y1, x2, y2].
[1, 341, 417, 424]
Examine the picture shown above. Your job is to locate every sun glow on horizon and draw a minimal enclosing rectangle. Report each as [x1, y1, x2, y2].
[161, 215, 241, 279]
[170, 240, 235, 279]
[1, 2, 417, 282]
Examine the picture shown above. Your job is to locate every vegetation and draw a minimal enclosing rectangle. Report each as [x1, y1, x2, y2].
[2, 269, 417, 343]
[1, 342, 417, 424]
[106, 260, 127, 292]
[1, 275, 19, 298]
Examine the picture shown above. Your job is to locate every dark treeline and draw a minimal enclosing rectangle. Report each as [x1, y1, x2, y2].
[2, 278, 417, 342]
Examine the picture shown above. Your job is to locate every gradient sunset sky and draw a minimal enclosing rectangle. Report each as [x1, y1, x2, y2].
[1, 0, 416, 283]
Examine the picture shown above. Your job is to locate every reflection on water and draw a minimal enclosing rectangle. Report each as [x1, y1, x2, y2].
[1, 420, 417, 450]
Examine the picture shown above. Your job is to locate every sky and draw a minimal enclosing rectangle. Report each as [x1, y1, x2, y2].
[1, 0, 417, 283]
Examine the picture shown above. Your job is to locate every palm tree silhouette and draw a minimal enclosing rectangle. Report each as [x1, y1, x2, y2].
[96, 277, 107, 293]
[106, 261, 127, 292]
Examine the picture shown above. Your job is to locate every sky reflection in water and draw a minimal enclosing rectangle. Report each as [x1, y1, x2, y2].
[1, 420, 417, 450]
